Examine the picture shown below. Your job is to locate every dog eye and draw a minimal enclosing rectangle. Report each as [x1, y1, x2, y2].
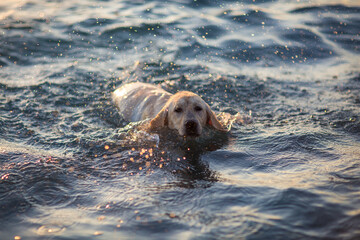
[194, 106, 202, 111]
[174, 107, 183, 113]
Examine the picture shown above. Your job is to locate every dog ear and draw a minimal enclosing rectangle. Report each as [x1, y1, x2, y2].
[148, 106, 168, 131]
[206, 105, 227, 132]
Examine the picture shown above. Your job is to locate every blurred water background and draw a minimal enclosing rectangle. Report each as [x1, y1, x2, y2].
[1, 0, 360, 239]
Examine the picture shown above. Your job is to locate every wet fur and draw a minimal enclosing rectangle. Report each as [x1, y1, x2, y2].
[112, 82, 226, 136]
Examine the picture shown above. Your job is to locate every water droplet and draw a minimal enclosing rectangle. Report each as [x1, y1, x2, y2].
[94, 231, 103, 236]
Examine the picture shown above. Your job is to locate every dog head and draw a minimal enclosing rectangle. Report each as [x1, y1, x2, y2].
[149, 91, 226, 137]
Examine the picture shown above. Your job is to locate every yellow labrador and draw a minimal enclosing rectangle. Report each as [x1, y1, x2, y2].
[112, 82, 226, 137]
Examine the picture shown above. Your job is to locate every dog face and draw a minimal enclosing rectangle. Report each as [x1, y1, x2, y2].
[149, 91, 226, 137]
[168, 93, 208, 137]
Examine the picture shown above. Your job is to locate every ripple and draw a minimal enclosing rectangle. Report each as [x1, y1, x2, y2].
[195, 24, 225, 39]
[36, 225, 66, 236]
[292, 5, 360, 53]
[0, 189, 31, 218]
[225, 9, 277, 26]
[290, 4, 360, 14]
[0, 0, 360, 239]
[101, 23, 170, 39]
[258, 188, 347, 236]
[24, 180, 75, 207]
[79, 17, 115, 28]
[322, 110, 360, 134]
[282, 28, 325, 46]
[2, 158, 81, 213]
[188, 0, 274, 8]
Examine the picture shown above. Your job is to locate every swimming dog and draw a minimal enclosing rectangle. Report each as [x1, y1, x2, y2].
[112, 82, 226, 137]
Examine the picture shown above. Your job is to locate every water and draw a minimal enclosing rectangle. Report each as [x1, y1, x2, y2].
[1, 0, 360, 239]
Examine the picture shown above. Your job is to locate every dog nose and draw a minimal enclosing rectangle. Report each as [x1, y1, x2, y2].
[185, 120, 198, 136]
[185, 120, 197, 130]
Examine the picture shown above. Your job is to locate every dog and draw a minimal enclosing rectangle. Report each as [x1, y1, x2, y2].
[112, 82, 226, 137]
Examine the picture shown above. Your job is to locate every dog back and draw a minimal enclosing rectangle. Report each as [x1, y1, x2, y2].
[112, 82, 171, 122]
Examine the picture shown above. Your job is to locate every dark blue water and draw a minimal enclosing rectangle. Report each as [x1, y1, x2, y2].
[1, 0, 360, 239]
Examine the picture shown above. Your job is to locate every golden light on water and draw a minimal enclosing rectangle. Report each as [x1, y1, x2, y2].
[1, 0, 359, 239]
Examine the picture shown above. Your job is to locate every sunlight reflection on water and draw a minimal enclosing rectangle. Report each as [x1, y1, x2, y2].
[0, 0, 359, 239]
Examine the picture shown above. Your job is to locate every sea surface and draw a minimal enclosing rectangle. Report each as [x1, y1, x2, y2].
[1, 0, 360, 239]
